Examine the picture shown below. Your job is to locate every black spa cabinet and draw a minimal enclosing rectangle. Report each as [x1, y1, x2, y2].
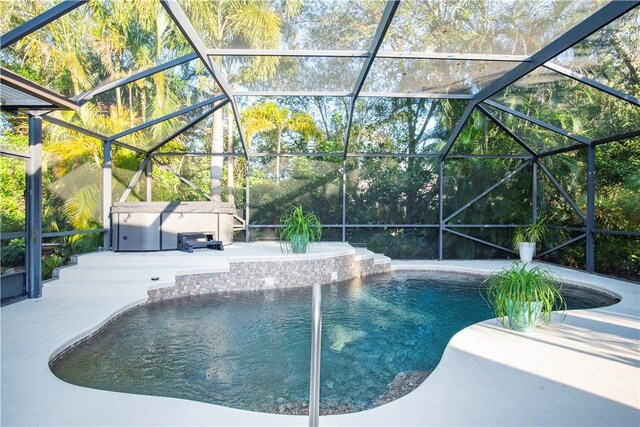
[111, 202, 237, 251]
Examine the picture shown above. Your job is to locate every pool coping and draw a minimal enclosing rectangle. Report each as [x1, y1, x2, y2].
[1, 246, 638, 426]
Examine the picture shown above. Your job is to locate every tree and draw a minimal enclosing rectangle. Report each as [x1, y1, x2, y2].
[179, 0, 302, 200]
[242, 101, 318, 178]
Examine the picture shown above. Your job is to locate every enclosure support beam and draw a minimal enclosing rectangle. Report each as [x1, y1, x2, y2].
[160, 0, 249, 158]
[543, 62, 640, 107]
[592, 130, 640, 146]
[232, 90, 474, 99]
[477, 104, 538, 157]
[147, 100, 229, 154]
[343, 0, 399, 157]
[473, 1, 639, 102]
[110, 95, 226, 141]
[586, 145, 596, 272]
[102, 140, 112, 250]
[438, 160, 444, 260]
[0, 67, 79, 111]
[444, 160, 532, 223]
[483, 100, 590, 145]
[537, 234, 587, 258]
[119, 157, 150, 203]
[440, 102, 475, 159]
[537, 161, 587, 223]
[0, 0, 87, 49]
[439, 1, 636, 160]
[42, 115, 146, 154]
[26, 115, 43, 298]
[538, 144, 586, 158]
[342, 160, 347, 242]
[152, 159, 212, 201]
[444, 228, 517, 255]
[75, 53, 198, 103]
[207, 49, 530, 62]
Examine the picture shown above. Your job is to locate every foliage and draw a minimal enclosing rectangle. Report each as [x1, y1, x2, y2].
[513, 217, 549, 250]
[1, 239, 25, 275]
[484, 263, 567, 330]
[278, 205, 322, 253]
[42, 254, 64, 281]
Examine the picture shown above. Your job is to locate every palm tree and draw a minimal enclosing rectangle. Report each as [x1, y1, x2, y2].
[179, 0, 302, 200]
[241, 101, 318, 179]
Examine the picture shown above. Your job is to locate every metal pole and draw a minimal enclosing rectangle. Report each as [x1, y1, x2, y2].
[342, 159, 347, 242]
[586, 145, 595, 272]
[103, 139, 112, 250]
[26, 115, 42, 298]
[245, 160, 250, 243]
[309, 283, 322, 427]
[146, 159, 152, 201]
[438, 160, 444, 260]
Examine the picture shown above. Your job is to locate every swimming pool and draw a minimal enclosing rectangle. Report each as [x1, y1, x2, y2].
[50, 271, 618, 415]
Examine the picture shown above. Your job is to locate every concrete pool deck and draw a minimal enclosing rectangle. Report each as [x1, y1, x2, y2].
[1, 243, 638, 426]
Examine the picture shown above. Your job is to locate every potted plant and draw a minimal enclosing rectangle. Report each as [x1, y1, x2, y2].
[513, 217, 548, 262]
[484, 263, 566, 332]
[279, 205, 322, 254]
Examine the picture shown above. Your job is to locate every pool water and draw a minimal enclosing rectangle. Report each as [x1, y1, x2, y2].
[51, 271, 618, 414]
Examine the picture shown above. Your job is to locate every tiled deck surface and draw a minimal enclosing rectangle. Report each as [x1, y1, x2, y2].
[1, 243, 638, 426]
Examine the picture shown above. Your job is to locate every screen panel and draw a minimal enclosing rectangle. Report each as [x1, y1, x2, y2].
[0, 1, 194, 98]
[362, 58, 520, 95]
[238, 96, 348, 153]
[248, 156, 343, 225]
[443, 158, 529, 223]
[179, 0, 385, 50]
[449, 109, 530, 155]
[213, 55, 363, 93]
[348, 98, 468, 154]
[595, 234, 640, 282]
[491, 67, 640, 141]
[346, 227, 439, 259]
[346, 157, 439, 225]
[382, 0, 608, 56]
[481, 104, 579, 154]
[42, 123, 103, 232]
[595, 138, 640, 232]
[550, 7, 640, 98]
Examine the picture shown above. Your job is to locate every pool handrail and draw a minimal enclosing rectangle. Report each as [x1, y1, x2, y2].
[309, 283, 322, 427]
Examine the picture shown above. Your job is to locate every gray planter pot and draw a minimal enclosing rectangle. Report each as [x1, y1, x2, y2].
[290, 234, 310, 253]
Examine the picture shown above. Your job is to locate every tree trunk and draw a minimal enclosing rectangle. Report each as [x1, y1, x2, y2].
[276, 129, 282, 180]
[210, 108, 224, 202]
[226, 106, 235, 205]
[116, 87, 122, 111]
[128, 84, 134, 128]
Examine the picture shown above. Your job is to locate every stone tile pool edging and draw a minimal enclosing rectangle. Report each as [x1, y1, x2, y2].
[1, 251, 638, 426]
[148, 251, 390, 301]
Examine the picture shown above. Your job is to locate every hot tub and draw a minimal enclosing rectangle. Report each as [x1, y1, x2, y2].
[111, 201, 238, 251]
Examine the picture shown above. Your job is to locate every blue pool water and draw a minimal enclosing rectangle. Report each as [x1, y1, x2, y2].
[51, 271, 617, 414]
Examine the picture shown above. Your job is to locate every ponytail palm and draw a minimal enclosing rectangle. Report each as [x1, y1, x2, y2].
[279, 205, 322, 254]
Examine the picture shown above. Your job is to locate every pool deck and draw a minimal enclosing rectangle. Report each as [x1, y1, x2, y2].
[1, 242, 639, 426]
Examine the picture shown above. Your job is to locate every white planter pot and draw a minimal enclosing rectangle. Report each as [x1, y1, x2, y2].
[508, 300, 542, 332]
[519, 242, 536, 263]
